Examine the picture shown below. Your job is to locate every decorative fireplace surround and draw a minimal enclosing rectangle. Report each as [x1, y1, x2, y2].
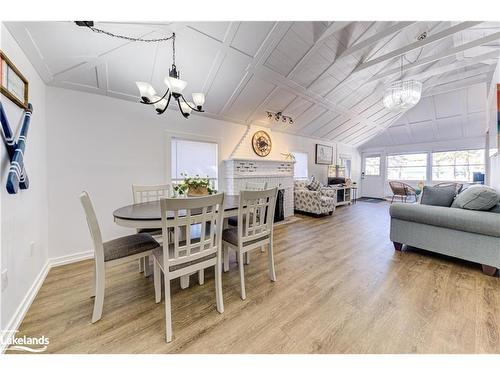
[224, 158, 295, 217]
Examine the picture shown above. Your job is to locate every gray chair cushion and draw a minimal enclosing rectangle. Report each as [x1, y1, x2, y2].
[222, 227, 269, 247]
[390, 203, 500, 237]
[453, 185, 499, 211]
[420, 185, 457, 207]
[152, 239, 216, 272]
[103, 233, 159, 262]
[138, 228, 163, 236]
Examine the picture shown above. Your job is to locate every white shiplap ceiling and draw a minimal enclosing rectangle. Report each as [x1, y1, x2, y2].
[4, 21, 500, 146]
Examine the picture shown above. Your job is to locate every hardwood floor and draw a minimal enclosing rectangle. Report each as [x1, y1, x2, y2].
[10, 202, 500, 353]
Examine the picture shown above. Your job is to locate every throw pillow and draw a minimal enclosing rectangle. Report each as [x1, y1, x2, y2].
[420, 185, 457, 207]
[307, 179, 321, 191]
[454, 185, 499, 211]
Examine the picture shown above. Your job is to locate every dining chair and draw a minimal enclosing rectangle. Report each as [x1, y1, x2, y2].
[79, 191, 160, 323]
[132, 184, 171, 276]
[227, 181, 268, 265]
[152, 193, 225, 342]
[222, 187, 278, 300]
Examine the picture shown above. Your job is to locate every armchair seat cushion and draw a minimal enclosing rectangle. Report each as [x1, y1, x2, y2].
[390, 203, 500, 237]
[103, 233, 159, 262]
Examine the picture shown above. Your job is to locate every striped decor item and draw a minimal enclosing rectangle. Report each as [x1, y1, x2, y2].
[0, 101, 33, 194]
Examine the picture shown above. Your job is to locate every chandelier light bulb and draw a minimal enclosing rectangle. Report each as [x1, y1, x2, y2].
[180, 101, 193, 116]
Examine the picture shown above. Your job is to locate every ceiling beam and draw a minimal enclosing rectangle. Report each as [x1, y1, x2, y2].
[315, 21, 352, 44]
[371, 48, 500, 82]
[422, 75, 488, 97]
[287, 22, 352, 80]
[219, 22, 293, 115]
[352, 21, 483, 73]
[337, 21, 417, 60]
[370, 31, 500, 82]
[201, 22, 241, 94]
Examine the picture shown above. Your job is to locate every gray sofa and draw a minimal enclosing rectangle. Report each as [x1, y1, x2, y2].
[389, 203, 500, 276]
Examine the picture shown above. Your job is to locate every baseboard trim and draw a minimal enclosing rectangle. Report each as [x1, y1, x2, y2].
[49, 250, 94, 268]
[1, 250, 94, 353]
[1, 259, 50, 354]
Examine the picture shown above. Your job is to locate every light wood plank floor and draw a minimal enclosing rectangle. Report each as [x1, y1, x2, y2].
[10, 202, 500, 353]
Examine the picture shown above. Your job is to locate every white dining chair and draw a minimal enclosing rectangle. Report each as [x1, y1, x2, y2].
[152, 193, 225, 342]
[132, 184, 171, 276]
[222, 187, 278, 300]
[227, 181, 268, 266]
[79, 191, 160, 323]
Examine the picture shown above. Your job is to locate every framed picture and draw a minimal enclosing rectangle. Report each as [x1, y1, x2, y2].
[315, 144, 334, 165]
[1, 50, 29, 109]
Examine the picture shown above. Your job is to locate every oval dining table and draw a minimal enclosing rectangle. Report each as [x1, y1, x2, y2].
[112, 194, 241, 289]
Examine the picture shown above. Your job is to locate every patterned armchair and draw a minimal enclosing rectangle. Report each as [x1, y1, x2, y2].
[294, 181, 336, 216]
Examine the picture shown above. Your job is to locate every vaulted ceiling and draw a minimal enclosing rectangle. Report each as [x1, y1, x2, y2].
[359, 82, 489, 149]
[4, 21, 500, 146]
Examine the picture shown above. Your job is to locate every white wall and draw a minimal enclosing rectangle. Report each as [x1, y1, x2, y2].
[46, 86, 360, 259]
[0, 24, 48, 334]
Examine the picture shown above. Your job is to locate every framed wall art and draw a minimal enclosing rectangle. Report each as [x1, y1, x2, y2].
[1, 50, 29, 110]
[315, 144, 333, 165]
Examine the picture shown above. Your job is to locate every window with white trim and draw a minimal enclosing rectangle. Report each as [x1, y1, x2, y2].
[431, 149, 485, 182]
[171, 138, 218, 189]
[387, 153, 427, 181]
[292, 152, 308, 180]
[365, 156, 380, 176]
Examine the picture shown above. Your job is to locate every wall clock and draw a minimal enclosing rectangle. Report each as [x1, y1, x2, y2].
[252, 130, 272, 157]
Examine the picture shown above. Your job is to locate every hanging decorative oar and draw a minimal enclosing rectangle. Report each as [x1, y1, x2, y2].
[1, 101, 33, 194]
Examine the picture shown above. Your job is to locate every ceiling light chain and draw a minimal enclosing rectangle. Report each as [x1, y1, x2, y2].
[81, 22, 175, 43]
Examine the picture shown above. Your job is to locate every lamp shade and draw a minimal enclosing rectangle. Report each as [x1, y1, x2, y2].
[192, 93, 205, 107]
[179, 101, 194, 115]
[135, 82, 156, 101]
[152, 96, 168, 112]
[383, 80, 422, 111]
[165, 76, 187, 94]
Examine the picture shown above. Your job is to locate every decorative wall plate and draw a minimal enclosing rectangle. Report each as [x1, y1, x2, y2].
[252, 130, 272, 157]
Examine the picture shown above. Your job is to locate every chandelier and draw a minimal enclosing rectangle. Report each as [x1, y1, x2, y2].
[76, 22, 205, 118]
[135, 34, 205, 118]
[383, 56, 422, 112]
[266, 111, 294, 125]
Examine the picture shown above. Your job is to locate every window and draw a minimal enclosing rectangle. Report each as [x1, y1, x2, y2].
[387, 153, 427, 181]
[432, 149, 485, 182]
[171, 138, 218, 188]
[365, 156, 380, 176]
[292, 152, 308, 180]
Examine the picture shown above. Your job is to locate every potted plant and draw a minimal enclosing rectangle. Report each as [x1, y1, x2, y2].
[173, 173, 215, 197]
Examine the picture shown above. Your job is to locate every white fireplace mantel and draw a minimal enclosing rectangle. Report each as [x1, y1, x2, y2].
[224, 158, 295, 217]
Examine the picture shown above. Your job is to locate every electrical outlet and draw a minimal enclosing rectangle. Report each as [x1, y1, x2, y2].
[30, 241, 35, 257]
[1, 269, 8, 292]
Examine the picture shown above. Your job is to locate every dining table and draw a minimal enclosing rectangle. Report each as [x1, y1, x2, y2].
[112, 194, 241, 289]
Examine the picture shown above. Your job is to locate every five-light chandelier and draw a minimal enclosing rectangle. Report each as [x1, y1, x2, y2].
[77, 22, 205, 119]
[135, 33, 205, 118]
